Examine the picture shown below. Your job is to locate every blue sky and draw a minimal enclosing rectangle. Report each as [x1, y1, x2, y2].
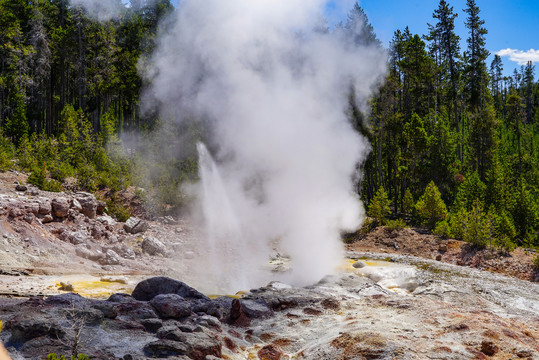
[167, 0, 537, 76]
[356, 0, 539, 76]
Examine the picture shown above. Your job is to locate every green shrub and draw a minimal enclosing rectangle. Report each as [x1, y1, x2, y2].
[434, 220, 452, 238]
[0, 133, 14, 171]
[449, 207, 468, 240]
[28, 164, 63, 192]
[533, 254, 539, 269]
[385, 219, 407, 231]
[454, 171, 486, 210]
[402, 189, 414, 215]
[416, 181, 448, 229]
[42, 179, 63, 192]
[46, 354, 90, 360]
[28, 165, 46, 188]
[76, 163, 98, 192]
[106, 196, 132, 222]
[462, 200, 494, 248]
[49, 160, 75, 181]
[511, 184, 539, 246]
[491, 210, 517, 252]
[367, 186, 391, 225]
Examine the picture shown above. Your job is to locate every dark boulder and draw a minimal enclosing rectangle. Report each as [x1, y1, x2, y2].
[183, 332, 222, 360]
[107, 293, 137, 303]
[115, 301, 158, 321]
[45, 292, 90, 307]
[228, 299, 251, 327]
[140, 318, 163, 333]
[150, 294, 192, 319]
[241, 299, 273, 319]
[131, 276, 209, 302]
[6, 315, 66, 344]
[144, 339, 189, 358]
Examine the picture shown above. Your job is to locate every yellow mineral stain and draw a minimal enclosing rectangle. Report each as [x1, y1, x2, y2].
[207, 294, 243, 300]
[363, 260, 392, 267]
[54, 275, 134, 299]
[338, 259, 357, 272]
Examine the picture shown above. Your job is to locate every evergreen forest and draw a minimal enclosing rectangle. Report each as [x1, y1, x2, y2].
[0, 0, 538, 250]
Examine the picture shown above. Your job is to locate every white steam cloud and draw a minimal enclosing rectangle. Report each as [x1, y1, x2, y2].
[146, 0, 387, 292]
[70, 0, 126, 21]
[497, 48, 539, 65]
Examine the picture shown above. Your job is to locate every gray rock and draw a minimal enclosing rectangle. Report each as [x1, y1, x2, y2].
[6, 315, 66, 343]
[132, 276, 210, 302]
[402, 280, 419, 292]
[143, 339, 189, 358]
[71, 199, 82, 211]
[115, 301, 158, 321]
[41, 214, 53, 224]
[150, 294, 192, 319]
[75, 192, 98, 219]
[124, 217, 139, 232]
[23, 213, 35, 224]
[44, 292, 90, 306]
[124, 216, 148, 234]
[24, 202, 40, 215]
[140, 318, 163, 333]
[107, 293, 136, 303]
[38, 199, 51, 215]
[157, 325, 186, 340]
[97, 214, 116, 226]
[240, 299, 273, 319]
[132, 220, 149, 234]
[68, 231, 87, 245]
[352, 261, 366, 268]
[92, 302, 118, 319]
[15, 184, 27, 191]
[101, 249, 121, 265]
[111, 245, 136, 260]
[8, 206, 23, 218]
[146, 332, 222, 360]
[195, 315, 221, 330]
[75, 245, 103, 262]
[141, 236, 167, 256]
[51, 197, 69, 218]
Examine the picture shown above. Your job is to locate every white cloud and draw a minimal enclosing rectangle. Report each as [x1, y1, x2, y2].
[496, 48, 539, 66]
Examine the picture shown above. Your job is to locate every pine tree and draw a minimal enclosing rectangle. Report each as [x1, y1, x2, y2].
[489, 54, 503, 115]
[463, 0, 489, 110]
[523, 61, 535, 124]
[416, 181, 448, 228]
[342, 3, 381, 48]
[367, 186, 391, 225]
[427, 0, 462, 160]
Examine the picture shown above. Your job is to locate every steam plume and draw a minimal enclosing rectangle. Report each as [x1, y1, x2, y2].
[145, 0, 387, 292]
[70, 0, 126, 21]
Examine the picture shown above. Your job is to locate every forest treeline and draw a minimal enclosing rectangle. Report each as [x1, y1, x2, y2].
[0, 0, 193, 214]
[0, 0, 538, 249]
[360, 0, 539, 249]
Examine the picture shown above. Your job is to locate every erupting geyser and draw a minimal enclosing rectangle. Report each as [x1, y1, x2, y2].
[145, 0, 387, 293]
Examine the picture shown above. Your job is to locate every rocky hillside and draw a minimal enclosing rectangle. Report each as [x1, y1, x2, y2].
[0, 170, 198, 298]
[0, 171, 537, 359]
